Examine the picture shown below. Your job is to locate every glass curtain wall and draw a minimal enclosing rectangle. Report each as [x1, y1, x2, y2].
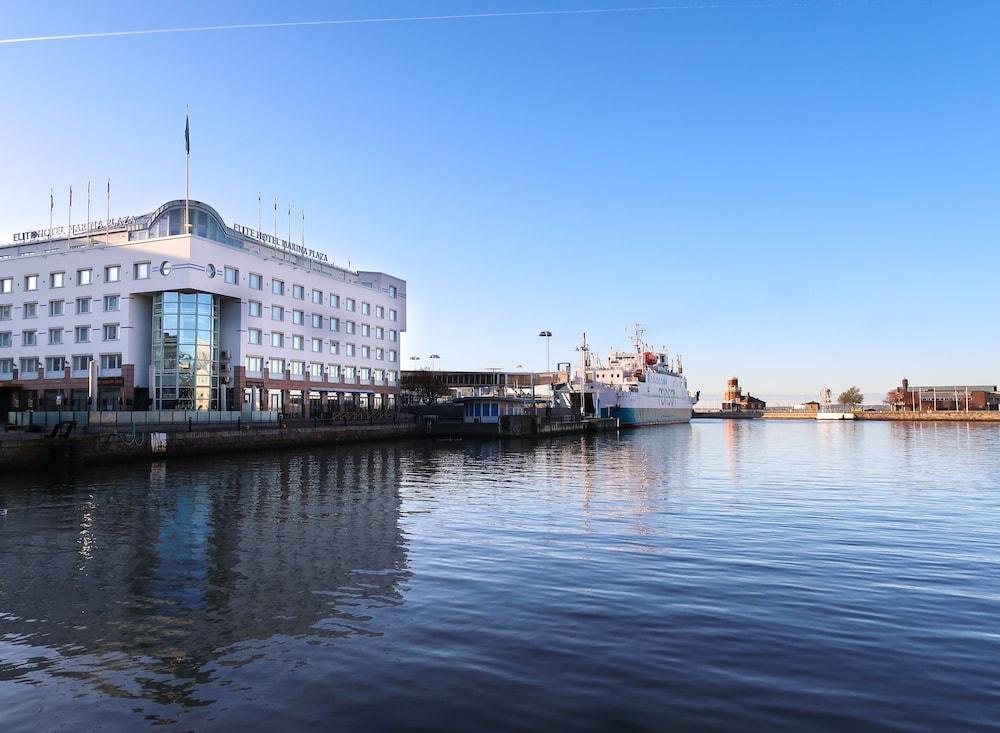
[152, 292, 220, 409]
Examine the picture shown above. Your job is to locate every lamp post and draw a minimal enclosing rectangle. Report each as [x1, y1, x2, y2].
[538, 331, 552, 373]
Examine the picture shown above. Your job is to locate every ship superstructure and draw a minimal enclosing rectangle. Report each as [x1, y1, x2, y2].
[558, 325, 698, 426]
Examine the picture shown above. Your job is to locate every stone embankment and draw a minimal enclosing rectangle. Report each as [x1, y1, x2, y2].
[0, 416, 621, 473]
[856, 411, 1000, 422]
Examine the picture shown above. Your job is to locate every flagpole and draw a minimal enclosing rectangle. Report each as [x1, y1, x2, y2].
[301, 210, 305, 246]
[106, 178, 111, 246]
[86, 181, 91, 229]
[48, 188, 53, 241]
[184, 106, 190, 234]
[287, 204, 291, 244]
[273, 199, 277, 240]
[68, 186, 72, 239]
[257, 193, 261, 233]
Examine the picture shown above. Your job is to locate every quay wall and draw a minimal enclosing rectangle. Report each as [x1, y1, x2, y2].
[856, 411, 1000, 422]
[0, 417, 622, 473]
[762, 412, 817, 420]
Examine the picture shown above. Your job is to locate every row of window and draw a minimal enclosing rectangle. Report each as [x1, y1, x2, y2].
[0, 354, 121, 374]
[245, 329, 397, 360]
[246, 302, 398, 338]
[0, 264, 155, 295]
[0, 295, 121, 321]
[243, 356, 397, 382]
[239, 271, 398, 317]
[0, 324, 120, 347]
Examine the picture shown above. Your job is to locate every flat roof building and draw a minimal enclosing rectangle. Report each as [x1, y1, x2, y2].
[0, 199, 406, 416]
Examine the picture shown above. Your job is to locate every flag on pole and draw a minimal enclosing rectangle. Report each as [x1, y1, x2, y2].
[49, 189, 53, 212]
[69, 185, 72, 207]
[185, 112, 190, 155]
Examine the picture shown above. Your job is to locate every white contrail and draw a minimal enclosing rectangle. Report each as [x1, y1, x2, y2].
[0, 3, 842, 46]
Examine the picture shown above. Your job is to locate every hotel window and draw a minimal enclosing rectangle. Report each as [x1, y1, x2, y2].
[345, 321, 356, 335]
[311, 289, 323, 304]
[0, 278, 11, 294]
[102, 324, 119, 342]
[103, 295, 120, 312]
[389, 350, 397, 362]
[375, 305, 384, 318]
[343, 366, 355, 380]
[76, 297, 91, 315]
[292, 335, 304, 350]
[74, 326, 90, 343]
[311, 337, 322, 353]
[249, 273, 263, 290]
[361, 324, 370, 338]
[290, 360, 304, 376]
[272, 305, 284, 321]
[50, 272, 65, 288]
[0, 358, 12, 374]
[45, 356, 64, 373]
[375, 326, 384, 339]
[361, 345, 370, 359]
[20, 357, 39, 374]
[23, 330, 37, 346]
[272, 279, 284, 295]
[49, 300, 64, 317]
[0, 332, 10, 348]
[25, 275, 38, 291]
[345, 343, 356, 357]
[373, 369, 384, 381]
[245, 356, 264, 373]
[311, 313, 322, 328]
[328, 364, 340, 381]
[375, 348, 384, 360]
[309, 362, 323, 378]
[249, 300, 262, 317]
[100, 353, 122, 370]
[359, 367, 370, 380]
[329, 317, 340, 332]
[389, 309, 397, 322]
[361, 302, 371, 315]
[134, 261, 151, 280]
[388, 285, 397, 298]
[269, 358, 285, 374]
[292, 284, 305, 300]
[48, 328, 62, 345]
[248, 328, 262, 345]
[77, 268, 92, 286]
[329, 294, 340, 308]
[224, 266, 239, 285]
[72, 355, 90, 372]
[329, 340, 339, 355]
[271, 332, 284, 348]
[105, 265, 121, 283]
[345, 298, 355, 312]
[0, 305, 10, 320]
[23, 302, 37, 319]
[292, 309, 304, 325]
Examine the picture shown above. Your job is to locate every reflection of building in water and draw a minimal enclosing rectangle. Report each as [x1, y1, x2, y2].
[0, 446, 407, 707]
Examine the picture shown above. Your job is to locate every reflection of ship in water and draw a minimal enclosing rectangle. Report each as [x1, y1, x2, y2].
[0, 445, 408, 708]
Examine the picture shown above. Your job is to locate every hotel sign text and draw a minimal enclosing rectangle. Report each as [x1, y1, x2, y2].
[233, 224, 329, 262]
[13, 216, 136, 242]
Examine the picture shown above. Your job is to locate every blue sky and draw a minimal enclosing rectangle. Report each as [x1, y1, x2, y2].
[1, 0, 997, 403]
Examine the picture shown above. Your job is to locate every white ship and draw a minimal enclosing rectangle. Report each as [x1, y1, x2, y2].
[557, 325, 699, 426]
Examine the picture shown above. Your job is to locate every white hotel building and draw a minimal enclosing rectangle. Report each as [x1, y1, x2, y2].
[0, 199, 406, 416]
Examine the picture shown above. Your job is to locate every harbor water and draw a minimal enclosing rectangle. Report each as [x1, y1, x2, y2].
[1, 420, 999, 731]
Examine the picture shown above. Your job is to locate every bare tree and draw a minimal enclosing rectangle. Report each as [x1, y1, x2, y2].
[401, 370, 450, 405]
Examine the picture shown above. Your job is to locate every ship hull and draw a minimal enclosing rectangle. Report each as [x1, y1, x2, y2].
[604, 406, 693, 426]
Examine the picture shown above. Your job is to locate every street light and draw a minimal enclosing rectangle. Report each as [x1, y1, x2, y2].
[538, 331, 552, 373]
